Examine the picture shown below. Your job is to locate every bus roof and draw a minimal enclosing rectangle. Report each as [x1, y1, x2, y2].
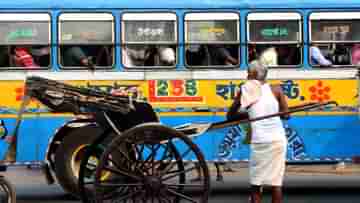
[0, 0, 360, 10]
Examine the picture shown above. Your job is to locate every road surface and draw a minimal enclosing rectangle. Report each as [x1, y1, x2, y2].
[2, 164, 360, 203]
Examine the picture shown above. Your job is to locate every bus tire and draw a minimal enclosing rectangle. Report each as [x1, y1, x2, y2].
[0, 176, 16, 203]
[54, 125, 102, 198]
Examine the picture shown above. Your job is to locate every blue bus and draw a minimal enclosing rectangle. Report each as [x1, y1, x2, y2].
[0, 0, 359, 197]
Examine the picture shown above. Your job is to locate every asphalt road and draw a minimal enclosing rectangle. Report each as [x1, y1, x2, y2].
[2, 166, 360, 203]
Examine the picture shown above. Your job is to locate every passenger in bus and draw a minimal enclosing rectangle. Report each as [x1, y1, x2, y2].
[185, 44, 237, 66]
[351, 44, 360, 65]
[0, 47, 9, 67]
[185, 45, 207, 66]
[63, 46, 91, 67]
[277, 46, 300, 66]
[207, 44, 238, 66]
[13, 46, 39, 68]
[248, 44, 258, 63]
[31, 46, 50, 67]
[259, 46, 278, 66]
[310, 45, 332, 66]
[158, 46, 176, 66]
[227, 61, 289, 203]
[122, 46, 152, 67]
[123, 46, 175, 67]
[143, 46, 175, 66]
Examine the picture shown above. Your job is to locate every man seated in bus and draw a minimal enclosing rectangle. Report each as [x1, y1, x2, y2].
[31, 46, 50, 67]
[0, 47, 9, 67]
[63, 46, 91, 67]
[185, 45, 207, 66]
[248, 44, 258, 63]
[143, 46, 176, 66]
[124, 45, 176, 67]
[277, 46, 301, 66]
[158, 46, 176, 66]
[185, 44, 237, 66]
[259, 46, 278, 67]
[13, 46, 40, 68]
[122, 45, 152, 67]
[310, 45, 332, 66]
[352, 44, 360, 65]
[207, 44, 238, 66]
[186, 44, 237, 66]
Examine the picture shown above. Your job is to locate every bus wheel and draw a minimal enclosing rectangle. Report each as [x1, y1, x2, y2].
[0, 176, 16, 203]
[54, 125, 102, 197]
[78, 130, 120, 203]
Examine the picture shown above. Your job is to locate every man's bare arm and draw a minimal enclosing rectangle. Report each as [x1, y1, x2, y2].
[226, 92, 249, 121]
[271, 85, 290, 120]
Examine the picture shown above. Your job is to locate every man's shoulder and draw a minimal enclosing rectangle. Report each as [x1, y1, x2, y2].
[270, 84, 283, 93]
[310, 46, 321, 52]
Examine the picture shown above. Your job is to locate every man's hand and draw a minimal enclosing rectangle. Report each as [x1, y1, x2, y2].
[82, 56, 95, 70]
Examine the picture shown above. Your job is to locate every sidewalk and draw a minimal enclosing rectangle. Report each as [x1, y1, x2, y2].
[286, 163, 360, 175]
[207, 162, 360, 176]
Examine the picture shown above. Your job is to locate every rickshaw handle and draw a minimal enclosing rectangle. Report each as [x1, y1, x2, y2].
[208, 101, 338, 131]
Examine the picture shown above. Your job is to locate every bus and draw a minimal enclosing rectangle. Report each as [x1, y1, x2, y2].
[0, 0, 359, 197]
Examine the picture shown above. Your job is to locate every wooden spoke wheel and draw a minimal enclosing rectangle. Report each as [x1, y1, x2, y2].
[93, 123, 210, 203]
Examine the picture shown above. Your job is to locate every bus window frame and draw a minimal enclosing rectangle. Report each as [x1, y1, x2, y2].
[309, 11, 360, 68]
[121, 12, 178, 69]
[0, 12, 51, 71]
[57, 12, 115, 70]
[246, 11, 303, 69]
[184, 12, 240, 69]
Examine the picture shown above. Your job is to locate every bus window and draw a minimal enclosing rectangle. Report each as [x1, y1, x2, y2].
[121, 13, 177, 68]
[247, 12, 302, 67]
[58, 13, 114, 69]
[0, 13, 50, 69]
[185, 13, 239, 68]
[310, 12, 360, 67]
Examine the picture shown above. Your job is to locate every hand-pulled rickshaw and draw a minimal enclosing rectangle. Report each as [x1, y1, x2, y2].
[0, 76, 337, 203]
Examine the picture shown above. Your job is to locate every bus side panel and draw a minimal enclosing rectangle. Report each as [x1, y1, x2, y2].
[0, 117, 70, 162]
[182, 114, 360, 162]
[34, 117, 71, 162]
[160, 116, 217, 161]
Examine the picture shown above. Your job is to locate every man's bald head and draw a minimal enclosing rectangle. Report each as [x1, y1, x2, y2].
[248, 60, 268, 81]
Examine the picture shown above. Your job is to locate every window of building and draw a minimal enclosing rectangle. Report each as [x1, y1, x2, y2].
[185, 13, 239, 68]
[0, 13, 51, 69]
[310, 12, 360, 67]
[58, 13, 114, 69]
[121, 13, 177, 68]
[247, 12, 302, 67]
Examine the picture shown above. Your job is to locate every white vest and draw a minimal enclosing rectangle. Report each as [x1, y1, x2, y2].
[248, 83, 286, 143]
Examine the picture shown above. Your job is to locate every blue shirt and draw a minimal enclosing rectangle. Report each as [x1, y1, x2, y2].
[310, 46, 332, 66]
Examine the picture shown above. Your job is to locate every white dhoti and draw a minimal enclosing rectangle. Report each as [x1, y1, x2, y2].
[249, 140, 287, 186]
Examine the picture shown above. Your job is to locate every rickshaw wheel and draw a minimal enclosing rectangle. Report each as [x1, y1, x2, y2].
[0, 176, 16, 203]
[94, 123, 210, 203]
